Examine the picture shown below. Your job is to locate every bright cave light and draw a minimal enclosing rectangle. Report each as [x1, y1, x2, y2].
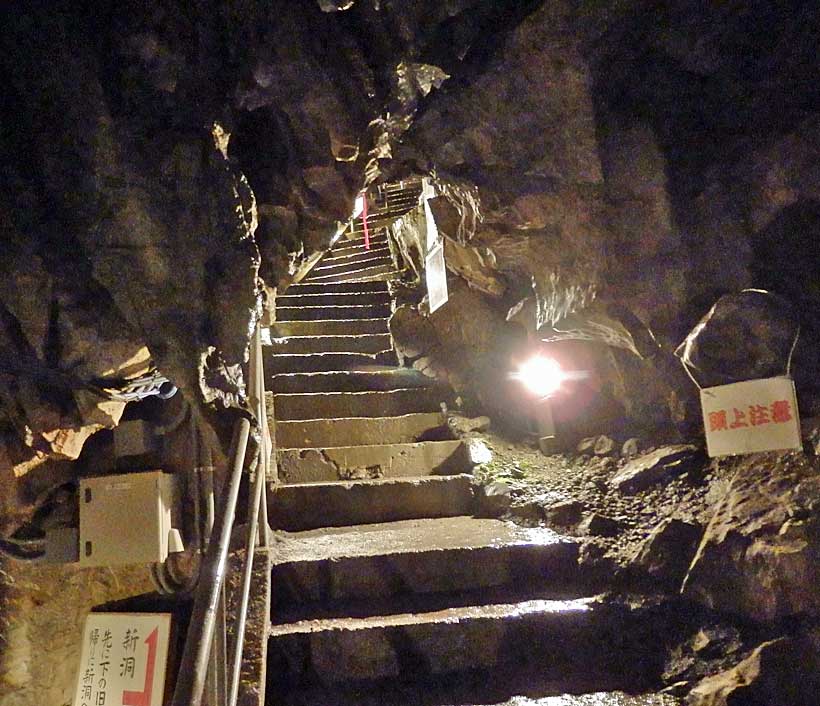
[514, 355, 566, 398]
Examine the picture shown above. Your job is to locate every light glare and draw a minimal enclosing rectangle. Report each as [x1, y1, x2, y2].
[516, 355, 565, 397]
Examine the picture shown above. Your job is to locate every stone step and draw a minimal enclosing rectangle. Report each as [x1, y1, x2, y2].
[268, 596, 661, 688]
[276, 291, 390, 308]
[305, 262, 396, 283]
[321, 246, 391, 267]
[265, 351, 398, 374]
[286, 280, 388, 295]
[270, 517, 580, 607]
[330, 237, 388, 256]
[269, 369, 441, 394]
[267, 474, 473, 532]
[276, 303, 391, 321]
[275, 411, 446, 447]
[270, 318, 389, 337]
[267, 334, 392, 356]
[269, 387, 447, 421]
[276, 440, 467, 483]
[310, 253, 393, 278]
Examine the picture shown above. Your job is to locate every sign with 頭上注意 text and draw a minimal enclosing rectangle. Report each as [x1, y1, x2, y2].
[700, 376, 802, 458]
[73, 612, 171, 706]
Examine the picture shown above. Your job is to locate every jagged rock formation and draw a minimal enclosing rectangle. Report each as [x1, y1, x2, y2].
[2, 0, 818, 530]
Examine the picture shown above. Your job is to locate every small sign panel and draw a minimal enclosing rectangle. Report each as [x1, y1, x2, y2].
[426, 241, 448, 314]
[423, 197, 439, 251]
[700, 376, 802, 458]
[73, 613, 172, 706]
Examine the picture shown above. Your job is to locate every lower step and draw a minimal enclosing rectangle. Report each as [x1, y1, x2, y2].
[267, 474, 473, 531]
[275, 411, 446, 447]
[268, 596, 671, 688]
[276, 440, 467, 482]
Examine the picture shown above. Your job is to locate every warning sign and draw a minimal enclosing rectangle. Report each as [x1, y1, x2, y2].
[73, 613, 172, 706]
[701, 376, 802, 458]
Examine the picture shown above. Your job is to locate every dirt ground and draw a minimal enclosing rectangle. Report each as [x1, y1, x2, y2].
[471, 427, 735, 565]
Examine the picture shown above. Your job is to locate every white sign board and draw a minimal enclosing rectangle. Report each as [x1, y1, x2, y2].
[426, 241, 448, 314]
[73, 613, 172, 706]
[423, 197, 439, 250]
[700, 376, 802, 458]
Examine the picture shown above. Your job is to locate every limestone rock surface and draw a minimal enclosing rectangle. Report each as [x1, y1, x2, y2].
[683, 452, 820, 621]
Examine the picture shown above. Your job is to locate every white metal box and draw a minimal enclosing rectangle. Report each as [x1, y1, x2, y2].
[79, 471, 178, 566]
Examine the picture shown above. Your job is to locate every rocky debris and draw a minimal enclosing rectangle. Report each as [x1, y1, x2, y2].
[663, 625, 745, 689]
[546, 499, 586, 527]
[577, 436, 618, 456]
[630, 518, 703, 589]
[448, 414, 491, 436]
[687, 635, 820, 706]
[622, 438, 640, 458]
[463, 438, 493, 466]
[802, 417, 820, 456]
[509, 500, 545, 526]
[578, 512, 621, 537]
[577, 437, 598, 454]
[683, 452, 820, 621]
[611, 445, 702, 495]
[593, 435, 616, 456]
[474, 480, 513, 518]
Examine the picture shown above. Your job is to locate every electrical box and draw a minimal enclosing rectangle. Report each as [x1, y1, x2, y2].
[79, 471, 182, 566]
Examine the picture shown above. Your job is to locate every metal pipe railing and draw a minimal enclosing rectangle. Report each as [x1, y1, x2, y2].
[226, 454, 266, 704]
[170, 417, 251, 706]
[226, 325, 272, 705]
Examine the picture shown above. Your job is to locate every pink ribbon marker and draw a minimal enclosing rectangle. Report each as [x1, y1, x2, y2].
[361, 193, 370, 250]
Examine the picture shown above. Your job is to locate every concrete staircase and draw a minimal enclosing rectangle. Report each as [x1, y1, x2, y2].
[261, 234, 679, 705]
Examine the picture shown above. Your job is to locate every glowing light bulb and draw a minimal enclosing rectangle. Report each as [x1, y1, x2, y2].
[515, 355, 565, 398]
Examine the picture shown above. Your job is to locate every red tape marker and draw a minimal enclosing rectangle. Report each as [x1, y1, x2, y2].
[361, 194, 370, 250]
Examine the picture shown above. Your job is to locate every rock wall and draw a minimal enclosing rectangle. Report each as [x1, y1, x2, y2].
[0, 563, 154, 705]
[383, 0, 820, 434]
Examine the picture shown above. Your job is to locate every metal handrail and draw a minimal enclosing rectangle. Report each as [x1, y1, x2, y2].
[171, 324, 275, 706]
[170, 417, 251, 706]
[227, 325, 272, 704]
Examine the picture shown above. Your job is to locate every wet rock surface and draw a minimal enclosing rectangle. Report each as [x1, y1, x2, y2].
[683, 452, 820, 621]
[687, 635, 820, 706]
[473, 424, 820, 704]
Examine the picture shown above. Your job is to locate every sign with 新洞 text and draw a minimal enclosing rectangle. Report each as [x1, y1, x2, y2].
[700, 376, 802, 458]
[73, 612, 171, 706]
